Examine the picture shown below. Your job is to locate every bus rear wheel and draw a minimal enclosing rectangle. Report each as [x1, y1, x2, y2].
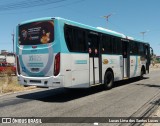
[104, 71, 114, 90]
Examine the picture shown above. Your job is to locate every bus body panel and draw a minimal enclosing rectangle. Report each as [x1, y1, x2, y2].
[89, 57, 99, 84]
[16, 18, 62, 87]
[71, 54, 89, 87]
[130, 55, 147, 78]
[101, 55, 123, 82]
[61, 53, 90, 88]
[18, 44, 54, 77]
[16, 17, 151, 88]
[130, 56, 139, 78]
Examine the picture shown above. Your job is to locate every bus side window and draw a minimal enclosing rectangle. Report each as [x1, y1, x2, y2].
[138, 43, 145, 56]
[145, 45, 149, 58]
[75, 29, 86, 52]
[117, 38, 122, 55]
[102, 35, 106, 53]
[64, 25, 86, 53]
[130, 41, 138, 55]
[64, 26, 74, 51]
[102, 35, 112, 54]
[87, 32, 99, 57]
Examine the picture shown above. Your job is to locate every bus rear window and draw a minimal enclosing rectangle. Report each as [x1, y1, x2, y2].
[19, 20, 54, 45]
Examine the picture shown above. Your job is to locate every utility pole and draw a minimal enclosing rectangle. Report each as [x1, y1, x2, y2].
[140, 31, 146, 41]
[102, 14, 112, 28]
[12, 31, 15, 53]
[140, 30, 149, 41]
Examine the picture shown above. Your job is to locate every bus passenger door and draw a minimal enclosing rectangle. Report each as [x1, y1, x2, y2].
[88, 32, 102, 85]
[145, 44, 150, 73]
[122, 41, 130, 79]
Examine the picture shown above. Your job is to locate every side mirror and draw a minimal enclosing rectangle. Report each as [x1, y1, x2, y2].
[150, 47, 153, 56]
[151, 50, 153, 56]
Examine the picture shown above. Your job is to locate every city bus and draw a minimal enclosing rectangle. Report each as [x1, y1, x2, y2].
[16, 17, 152, 89]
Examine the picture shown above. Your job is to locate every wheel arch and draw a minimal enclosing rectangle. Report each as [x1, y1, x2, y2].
[104, 68, 114, 82]
[141, 65, 146, 74]
[103, 67, 114, 90]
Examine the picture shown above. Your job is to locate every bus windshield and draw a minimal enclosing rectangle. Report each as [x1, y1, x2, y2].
[19, 20, 54, 45]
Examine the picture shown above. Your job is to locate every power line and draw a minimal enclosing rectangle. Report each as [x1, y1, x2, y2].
[0, 0, 67, 10]
[0, 0, 69, 11]
[0, 0, 85, 15]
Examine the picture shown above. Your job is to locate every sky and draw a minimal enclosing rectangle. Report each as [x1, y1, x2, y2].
[0, 0, 160, 55]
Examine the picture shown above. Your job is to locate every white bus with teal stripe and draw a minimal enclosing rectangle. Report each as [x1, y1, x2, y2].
[16, 17, 151, 89]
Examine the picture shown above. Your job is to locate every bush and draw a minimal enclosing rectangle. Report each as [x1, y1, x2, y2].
[0, 75, 35, 94]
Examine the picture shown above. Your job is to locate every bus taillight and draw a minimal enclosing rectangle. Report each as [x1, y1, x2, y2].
[54, 52, 60, 76]
[16, 56, 21, 75]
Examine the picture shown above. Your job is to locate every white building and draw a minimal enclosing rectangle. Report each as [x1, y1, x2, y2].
[0, 50, 15, 65]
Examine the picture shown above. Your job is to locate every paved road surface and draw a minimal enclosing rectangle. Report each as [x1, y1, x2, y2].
[0, 70, 160, 126]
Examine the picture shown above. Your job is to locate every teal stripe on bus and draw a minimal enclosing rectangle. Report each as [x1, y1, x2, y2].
[22, 49, 49, 55]
[75, 60, 87, 64]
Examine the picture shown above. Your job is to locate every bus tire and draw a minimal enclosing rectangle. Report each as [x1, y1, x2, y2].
[104, 71, 114, 90]
[140, 66, 145, 79]
[140, 69, 144, 79]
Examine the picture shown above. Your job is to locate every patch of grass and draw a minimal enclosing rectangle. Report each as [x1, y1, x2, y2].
[0, 75, 36, 94]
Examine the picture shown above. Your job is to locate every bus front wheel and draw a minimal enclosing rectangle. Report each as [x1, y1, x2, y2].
[140, 66, 145, 79]
[104, 71, 114, 90]
[140, 69, 144, 79]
